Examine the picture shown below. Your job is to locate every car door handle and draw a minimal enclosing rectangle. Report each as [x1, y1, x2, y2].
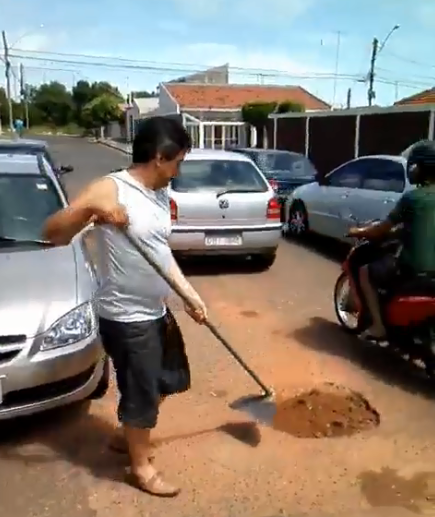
[383, 198, 395, 203]
[341, 193, 349, 199]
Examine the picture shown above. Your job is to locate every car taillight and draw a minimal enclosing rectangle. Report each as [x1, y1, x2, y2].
[268, 179, 278, 191]
[170, 198, 178, 222]
[267, 198, 281, 220]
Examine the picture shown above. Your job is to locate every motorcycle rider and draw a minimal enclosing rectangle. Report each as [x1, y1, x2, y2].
[348, 139, 435, 339]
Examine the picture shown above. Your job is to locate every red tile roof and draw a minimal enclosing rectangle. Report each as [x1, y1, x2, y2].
[395, 87, 435, 106]
[164, 83, 330, 111]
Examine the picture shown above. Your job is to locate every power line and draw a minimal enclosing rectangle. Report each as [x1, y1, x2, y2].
[382, 49, 435, 70]
[13, 49, 366, 78]
[10, 52, 366, 81]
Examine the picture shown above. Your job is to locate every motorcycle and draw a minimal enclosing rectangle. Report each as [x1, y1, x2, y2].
[333, 224, 435, 376]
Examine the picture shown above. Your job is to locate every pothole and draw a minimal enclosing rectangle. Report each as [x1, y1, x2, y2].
[272, 383, 380, 438]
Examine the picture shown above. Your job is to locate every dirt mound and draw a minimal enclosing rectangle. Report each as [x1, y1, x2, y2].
[273, 383, 380, 438]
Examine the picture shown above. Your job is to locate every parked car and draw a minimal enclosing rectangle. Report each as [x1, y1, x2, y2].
[169, 149, 282, 269]
[0, 153, 108, 420]
[0, 138, 74, 176]
[283, 154, 412, 242]
[228, 148, 318, 219]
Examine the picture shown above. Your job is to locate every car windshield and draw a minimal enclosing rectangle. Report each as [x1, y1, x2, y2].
[171, 159, 269, 193]
[0, 173, 62, 244]
[251, 151, 316, 177]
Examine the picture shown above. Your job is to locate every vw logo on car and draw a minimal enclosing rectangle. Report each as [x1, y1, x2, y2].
[219, 199, 229, 209]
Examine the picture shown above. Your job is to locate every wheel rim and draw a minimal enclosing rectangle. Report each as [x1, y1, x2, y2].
[289, 209, 306, 234]
[335, 275, 359, 330]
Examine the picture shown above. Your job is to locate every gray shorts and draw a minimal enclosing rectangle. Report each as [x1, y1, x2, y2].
[98, 309, 190, 429]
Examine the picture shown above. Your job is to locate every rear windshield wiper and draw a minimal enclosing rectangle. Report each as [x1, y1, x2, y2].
[0, 236, 53, 246]
[216, 188, 261, 198]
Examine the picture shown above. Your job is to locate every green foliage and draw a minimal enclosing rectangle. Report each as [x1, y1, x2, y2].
[0, 80, 124, 129]
[82, 94, 123, 128]
[276, 100, 305, 113]
[241, 101, 277, 128]
[241, 100, 305, 148]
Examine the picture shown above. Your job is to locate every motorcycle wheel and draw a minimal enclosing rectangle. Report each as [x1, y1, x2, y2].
[334, 272, 361, 334]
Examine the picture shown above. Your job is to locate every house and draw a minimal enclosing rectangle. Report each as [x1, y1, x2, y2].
[395, 87, 435, 106]
[126, 80, 330, 147]
[125, 97, 160, 141]
[166, 64, 229, 85]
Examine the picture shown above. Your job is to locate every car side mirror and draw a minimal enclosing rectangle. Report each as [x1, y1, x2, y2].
[57, 164, 73, 174]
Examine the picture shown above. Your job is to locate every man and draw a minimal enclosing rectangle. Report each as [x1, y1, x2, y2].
[348, 140, 435, 339]
[43, 116, 207, 497]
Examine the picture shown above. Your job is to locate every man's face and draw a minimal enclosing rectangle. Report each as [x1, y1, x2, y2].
[156, 150, 187, 188]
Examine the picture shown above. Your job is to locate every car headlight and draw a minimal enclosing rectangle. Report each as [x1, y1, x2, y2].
[41, 302, 97, 350]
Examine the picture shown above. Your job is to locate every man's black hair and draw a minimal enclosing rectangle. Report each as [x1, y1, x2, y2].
[132, 116, 191, 164]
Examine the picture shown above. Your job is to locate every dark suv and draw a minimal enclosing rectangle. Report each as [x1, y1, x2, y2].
[228, 148, 318, 220]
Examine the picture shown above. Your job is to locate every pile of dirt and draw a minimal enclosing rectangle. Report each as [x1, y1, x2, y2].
[273, 383, 380, 438]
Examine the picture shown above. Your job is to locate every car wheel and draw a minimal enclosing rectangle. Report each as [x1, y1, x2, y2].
[253, 252, 276, 271]
[88, 357, 110, 400]
[286, 201, 308, 238]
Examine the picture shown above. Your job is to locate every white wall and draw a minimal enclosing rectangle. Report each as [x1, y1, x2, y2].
[158, 86, 179, 115]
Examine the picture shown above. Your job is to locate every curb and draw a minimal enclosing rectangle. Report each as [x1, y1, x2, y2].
[95, 138, 132, 155]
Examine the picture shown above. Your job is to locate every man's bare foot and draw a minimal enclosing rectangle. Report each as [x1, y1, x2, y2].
[127, 468, 180, 497]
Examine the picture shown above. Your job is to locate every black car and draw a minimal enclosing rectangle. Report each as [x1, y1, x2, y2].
[0, 138, 73, 176]
[228, 148, 318, 220]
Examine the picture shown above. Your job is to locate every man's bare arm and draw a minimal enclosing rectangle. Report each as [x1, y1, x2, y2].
[167, 255, 202, 303]
[43, 177, 118, 246]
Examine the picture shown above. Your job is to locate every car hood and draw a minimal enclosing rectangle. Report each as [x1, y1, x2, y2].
[0, 245, 78, 338]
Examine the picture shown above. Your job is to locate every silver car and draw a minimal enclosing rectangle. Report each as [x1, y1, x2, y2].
[0, 137, 74, 175]
[0, 153, 108, 420]
[283, 155, 413, 242]
[169, 149, 282, 269]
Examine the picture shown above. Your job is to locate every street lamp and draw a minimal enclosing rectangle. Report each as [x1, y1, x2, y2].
[367, 24, 400, 105]
[10, 24, 44, 51]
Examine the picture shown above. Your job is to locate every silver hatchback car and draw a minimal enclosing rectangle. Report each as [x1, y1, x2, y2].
[0, 153, 108, 420]
[169, 149, 282, 269]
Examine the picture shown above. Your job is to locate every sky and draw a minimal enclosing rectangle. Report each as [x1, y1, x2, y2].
[1, 0, 434, 108]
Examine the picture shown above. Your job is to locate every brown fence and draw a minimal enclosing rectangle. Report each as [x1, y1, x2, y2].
[268, 106, 435, 176]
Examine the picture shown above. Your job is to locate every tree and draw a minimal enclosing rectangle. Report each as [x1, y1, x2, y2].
[241, 102, 277, 148]
[241, 100, 305, 148]
[276, 100, 305, 113]
[32, 81, 74, 126]
[91, 81, 123, 101]
[82, 93, 122, 129]
[132, 90, 157, 98]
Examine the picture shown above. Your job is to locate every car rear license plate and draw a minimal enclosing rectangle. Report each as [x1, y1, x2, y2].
[205, 235, 242, 246]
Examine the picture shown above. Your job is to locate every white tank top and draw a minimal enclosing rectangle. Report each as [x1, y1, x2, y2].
[94, 169, 173, 322]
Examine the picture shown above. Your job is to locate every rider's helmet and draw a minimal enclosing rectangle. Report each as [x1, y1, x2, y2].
[406, 139, 435, 185]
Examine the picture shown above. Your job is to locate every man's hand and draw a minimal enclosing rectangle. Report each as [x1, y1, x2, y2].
[184, 297, 207, 324]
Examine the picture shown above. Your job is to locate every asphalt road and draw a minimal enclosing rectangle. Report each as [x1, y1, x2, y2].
[2, 136, 435, 517]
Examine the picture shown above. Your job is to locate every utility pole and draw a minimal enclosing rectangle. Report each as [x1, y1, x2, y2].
[367, 37, 379, 106]
[346, 88, 352, 109]
[20, 63, 29, 129]
[2, 30, 14, 131]
[332, 31, 341, 107]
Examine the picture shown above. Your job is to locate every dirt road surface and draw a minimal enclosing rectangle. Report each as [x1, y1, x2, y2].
[2, 137, 435, 517]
